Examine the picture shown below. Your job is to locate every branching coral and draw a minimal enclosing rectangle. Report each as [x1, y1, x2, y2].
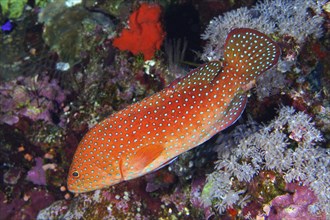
[202, 106, 328, 217]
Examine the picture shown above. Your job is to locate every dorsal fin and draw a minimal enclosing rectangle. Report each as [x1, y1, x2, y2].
[170, 61, 223, 91]
[223, 28, 280, 85]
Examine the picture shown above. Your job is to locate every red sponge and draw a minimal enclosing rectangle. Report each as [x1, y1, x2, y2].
[113, 3, 165, 60]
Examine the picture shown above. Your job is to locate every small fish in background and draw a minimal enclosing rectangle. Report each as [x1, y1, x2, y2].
[67, 28, 280, 193]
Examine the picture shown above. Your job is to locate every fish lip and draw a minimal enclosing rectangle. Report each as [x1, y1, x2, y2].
[67, 184, 76, 193]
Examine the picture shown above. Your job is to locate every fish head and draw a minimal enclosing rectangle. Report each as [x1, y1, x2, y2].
[67, 127, 123, 193]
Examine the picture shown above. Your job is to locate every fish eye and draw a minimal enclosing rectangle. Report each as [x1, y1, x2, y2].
[72, 171, 79, 178]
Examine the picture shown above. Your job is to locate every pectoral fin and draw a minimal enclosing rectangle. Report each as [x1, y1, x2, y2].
[120, 144, 164, 180]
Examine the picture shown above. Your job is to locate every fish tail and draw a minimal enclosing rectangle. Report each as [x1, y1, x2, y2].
[223, 28, 280, 85]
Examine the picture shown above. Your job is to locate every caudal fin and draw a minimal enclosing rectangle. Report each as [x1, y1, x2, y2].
[223, 28, 280, 85]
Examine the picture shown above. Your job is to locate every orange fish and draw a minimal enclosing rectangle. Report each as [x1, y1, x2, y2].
[68, 28, 280, 193]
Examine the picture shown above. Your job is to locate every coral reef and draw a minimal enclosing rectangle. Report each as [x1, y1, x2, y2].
[37, 174, 211, 219]
[0, 0, 329, 219]
[201, 0, 324, 61]
[202, 106, 329, 218]
[38, 1, 114, 65]
[201, 0, 329, 110]
[269, 182, 326, 219]
[255, 67, 287, 101]
[1, 184, 55, 220]
[0, 75, 67, 125]
[26, 157, 47, 185]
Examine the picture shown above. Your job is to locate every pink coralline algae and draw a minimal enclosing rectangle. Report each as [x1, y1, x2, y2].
[26, 157, 46, 185]
[0, 188, 55, 220]
[190, 177, 213, 219]
[0, 75, 67, 125]
[268, 182, 326, 219]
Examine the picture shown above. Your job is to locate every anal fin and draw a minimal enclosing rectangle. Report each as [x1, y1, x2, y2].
[215, 92, 247, 132]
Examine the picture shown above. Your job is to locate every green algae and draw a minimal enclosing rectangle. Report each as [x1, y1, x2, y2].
[0, 0, 27, 19]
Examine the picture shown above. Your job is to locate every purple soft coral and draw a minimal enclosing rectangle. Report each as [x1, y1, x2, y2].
[26, 157, 47, 185]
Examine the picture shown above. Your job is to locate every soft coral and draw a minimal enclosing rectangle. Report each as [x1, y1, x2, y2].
[113, 3, 165, 60]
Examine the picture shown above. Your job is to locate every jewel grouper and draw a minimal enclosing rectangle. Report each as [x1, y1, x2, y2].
[67, 28, 280, 193]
